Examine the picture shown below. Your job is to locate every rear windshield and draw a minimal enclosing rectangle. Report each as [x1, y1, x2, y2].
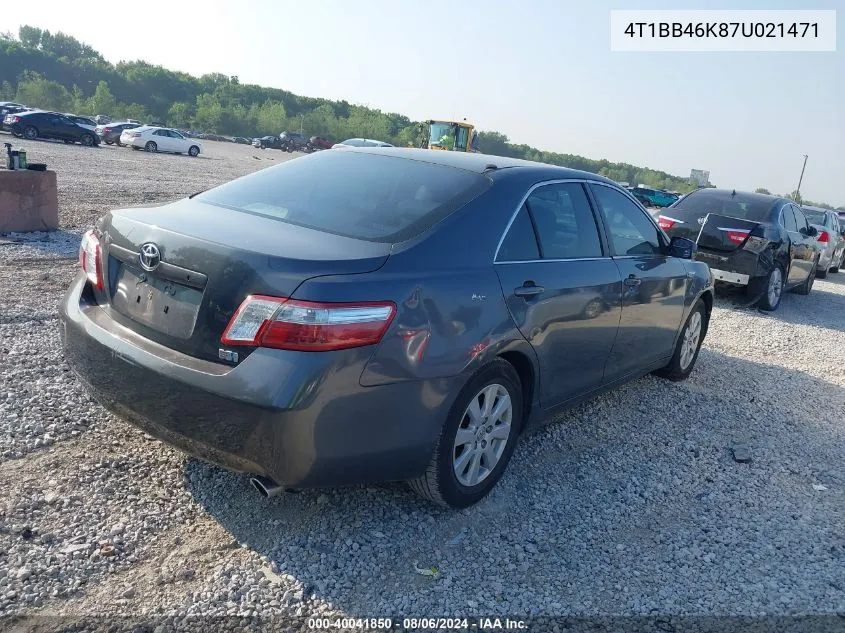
[801, 209, 826, 225]
[672, 191, 774, 222]
[196, 151, 491, 243]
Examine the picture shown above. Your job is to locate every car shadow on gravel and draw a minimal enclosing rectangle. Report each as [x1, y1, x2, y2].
[183, 348, 845, 617]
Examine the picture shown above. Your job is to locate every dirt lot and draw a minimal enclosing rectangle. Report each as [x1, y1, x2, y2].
[1, 135, 844, 629]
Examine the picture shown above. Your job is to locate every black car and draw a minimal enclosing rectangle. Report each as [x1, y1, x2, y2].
[279, 131, 309, 152]
[6, 110, 100, 146]
[660, 188, 820, 311]
[253, 135, 283, 149]
[60, 148, 712, 508]
[95, 121, 141, 145]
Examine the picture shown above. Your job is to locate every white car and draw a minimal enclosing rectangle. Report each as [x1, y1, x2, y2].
[119, 126, 202, 156]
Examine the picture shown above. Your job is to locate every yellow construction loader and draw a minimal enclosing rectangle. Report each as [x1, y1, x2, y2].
[418, 119, 480, 152]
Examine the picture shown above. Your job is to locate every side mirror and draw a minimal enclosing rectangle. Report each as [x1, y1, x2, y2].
[668, 236, 696, 259]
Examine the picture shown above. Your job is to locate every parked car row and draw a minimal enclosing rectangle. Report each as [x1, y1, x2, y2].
[2, 109, 101, 146]
[658, 188, 844, 310]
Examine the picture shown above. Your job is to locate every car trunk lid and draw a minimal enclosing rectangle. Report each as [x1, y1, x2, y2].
[661, 209, 762, 252]
[98, 197, 391, 363]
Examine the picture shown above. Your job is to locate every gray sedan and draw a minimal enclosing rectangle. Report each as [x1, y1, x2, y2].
[60, 149, 713, 508]
[802, 205, 845, 277]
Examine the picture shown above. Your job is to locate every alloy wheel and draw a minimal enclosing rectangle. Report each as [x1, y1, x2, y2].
[452, 384, 512, 487]
[767, 268, 783, 307]
[679, 310, 702, 370]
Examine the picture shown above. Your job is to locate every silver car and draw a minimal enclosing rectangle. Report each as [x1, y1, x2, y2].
[802, 206, 845, 278]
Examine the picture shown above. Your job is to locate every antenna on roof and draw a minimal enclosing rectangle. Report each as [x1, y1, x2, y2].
[484, 164, 498, 172]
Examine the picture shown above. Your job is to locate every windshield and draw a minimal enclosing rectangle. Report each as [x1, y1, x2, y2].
[673, 190, 774, 222]
[429, 122, 456, 150]
[196, 151, 491, 243]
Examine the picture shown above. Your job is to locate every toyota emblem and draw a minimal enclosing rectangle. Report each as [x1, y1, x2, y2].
[138, 243, 161, 271]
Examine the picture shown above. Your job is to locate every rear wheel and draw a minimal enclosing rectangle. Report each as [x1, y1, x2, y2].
[145, 141, 157, 152]
[793, 260, 817, 295]
[409, 359, 522, 508]
[188, 145, 200, 157]
[751, 266, 784, 311]
[654, 299, 707, 381]
[23, 126, 38, 140]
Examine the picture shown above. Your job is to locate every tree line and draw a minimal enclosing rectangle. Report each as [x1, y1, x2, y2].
[1, 26, 837, 205]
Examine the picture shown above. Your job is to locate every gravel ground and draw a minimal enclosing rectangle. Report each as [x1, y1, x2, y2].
[1, 134, 844, 629]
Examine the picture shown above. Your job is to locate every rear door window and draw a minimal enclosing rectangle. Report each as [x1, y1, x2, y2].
[780, 206, 798, 232]
[525, 183, 603, 259]
[496, 206, 540, 262]
[197, 151, 492, 243]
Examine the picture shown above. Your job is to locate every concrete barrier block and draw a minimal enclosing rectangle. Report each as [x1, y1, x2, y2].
[0, 169, 59, 232]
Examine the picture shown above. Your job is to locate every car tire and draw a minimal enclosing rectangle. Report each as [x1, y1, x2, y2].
[22, 126, 38, 140]
[654, 299, 708, 382]
[793, 259, 817, 295]
[104, 140, 113, 145]
[750, 265, 785, 311]
[81, 134, 95, 147]
[409, 359, 523, 508]
[188, 145, 200, 157]
[145, 141, 157, 152]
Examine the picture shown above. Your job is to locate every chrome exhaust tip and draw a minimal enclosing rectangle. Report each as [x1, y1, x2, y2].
[250, 475, 286, 499]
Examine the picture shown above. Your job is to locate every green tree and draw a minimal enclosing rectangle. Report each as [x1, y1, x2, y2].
[786, 190, 803, 204]
[194, 93, 223, 131]
[755, 187, 771, 195]
[167, 101, 193, 128]
[255, 99, 286, 135]
[15, 75, 72, 111]
[88, 80, 117, 115]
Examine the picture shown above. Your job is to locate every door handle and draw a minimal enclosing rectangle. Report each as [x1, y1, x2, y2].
[514, 283, 545, 298]
[624, 275, 641, 287]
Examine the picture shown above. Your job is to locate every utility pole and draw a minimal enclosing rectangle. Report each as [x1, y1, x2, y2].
[300, 114, 304, 135]
[796, 154, 808, 199]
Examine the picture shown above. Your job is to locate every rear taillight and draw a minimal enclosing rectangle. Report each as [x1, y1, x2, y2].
[11, 115, 20, 123]
[657, 215, 683, 231]
[79, 230, 103, 289]
[221, 296, 396, 352]
[817, 231, 829, 243]
[103, 127, 112, 134]
[721, 228, 751, 245]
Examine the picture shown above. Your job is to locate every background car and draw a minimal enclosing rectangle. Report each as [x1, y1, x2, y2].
[801, 205, 845, 277]
[120, 126, 202, 156]
[95, 121, 141, 146]
[332, 138, 394, 148]
[279, 132, 309, 152]
[6, 110, 100, 146]
[232, 136, 251, 144]
[630, 186, 679, 208]
[661, 188, 820, 310]
[307, 136, 333, 151]
[60, 148, 711, 509]
[0, 102, 30, 121]
[253, 135, 283, 149]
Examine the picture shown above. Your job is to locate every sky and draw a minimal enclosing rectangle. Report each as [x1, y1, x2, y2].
[2, 0, 842, 204]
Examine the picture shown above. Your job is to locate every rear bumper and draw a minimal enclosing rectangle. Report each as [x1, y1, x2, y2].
[59, 275, 457, 488]
[710, 268, 750, 285]
[694, 248, 764, 285]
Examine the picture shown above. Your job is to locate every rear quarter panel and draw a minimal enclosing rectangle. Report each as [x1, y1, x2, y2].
[289, 172, 543, 389]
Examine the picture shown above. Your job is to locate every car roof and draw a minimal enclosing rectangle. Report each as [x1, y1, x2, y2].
[336, 147, 619, 182]
[684, 187, 788, 205]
